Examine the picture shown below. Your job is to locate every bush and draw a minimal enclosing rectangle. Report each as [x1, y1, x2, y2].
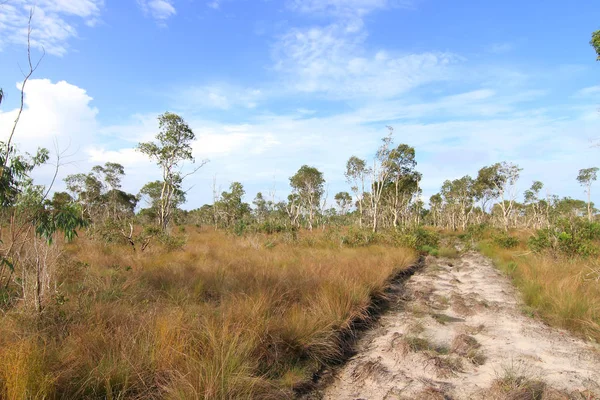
[493, 233, 519, 249]
[420, 245, 438, 256]
[528, 219, 600, 257]
[340, 228, 378, 247]
[413, 228, 440, 249]
[459, 223, 488, 242]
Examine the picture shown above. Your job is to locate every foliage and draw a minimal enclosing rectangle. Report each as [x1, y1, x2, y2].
[493, 232, 520, 249]
[591, 30, 600, 61]
[340, 227, 379, 247]
[528, 219, 600, 257]
[137, 112, 207, 230]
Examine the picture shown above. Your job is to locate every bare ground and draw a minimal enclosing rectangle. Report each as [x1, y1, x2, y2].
[315, 251, 600, 400]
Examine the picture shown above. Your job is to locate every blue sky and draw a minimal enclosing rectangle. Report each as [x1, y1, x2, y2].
[1, 0, 600, 208]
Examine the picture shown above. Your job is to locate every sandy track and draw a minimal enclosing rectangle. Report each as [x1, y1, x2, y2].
[318, 252, 600, 399]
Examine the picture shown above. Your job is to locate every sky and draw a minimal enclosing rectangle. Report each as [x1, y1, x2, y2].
[1, 0, 600, 209]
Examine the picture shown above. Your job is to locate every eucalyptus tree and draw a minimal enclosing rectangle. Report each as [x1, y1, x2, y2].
[138, 180, 185, 226]
[92, 162, 126, 220]
[428, 193, 443, 227]
[253, 192, 269, 223]
[476, 162, 521, 231]
[523, 181, 545, 228]
[345, 156, 370, 227]
[577, 167, 599, 221]
[334, 191, 353, 215]
[440, 175, 476, 230]
[370, 127, 395, 232]
[385, 143, 419, 228]
[215, 182, 250, 227]
[289, 165, 325, 230]
[137, 112, 208, 230]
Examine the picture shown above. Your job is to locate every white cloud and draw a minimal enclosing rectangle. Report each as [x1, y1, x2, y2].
[0, 0, 103, 56]
[0, 79, 98, 145]
[137, 0, 176, 23]
[175, 84, 262, 110]
[273, 23, 456, 99]
[575, 85, 600, 97]
[288, 0, 411, 18]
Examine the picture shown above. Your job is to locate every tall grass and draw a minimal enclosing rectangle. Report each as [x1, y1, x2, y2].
[478, 238, 600, 343]
[0, 228, 415, 399]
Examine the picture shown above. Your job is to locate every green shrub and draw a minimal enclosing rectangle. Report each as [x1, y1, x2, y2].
[340, 227, 378, 247]
[459, 223, 488, 242]
[528, 218, 600, 257]
[413, 228, 440, 248]
[420, 245, 439, 256]
[493, 233, 519, 249]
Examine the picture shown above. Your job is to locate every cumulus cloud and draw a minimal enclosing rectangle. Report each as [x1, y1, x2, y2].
[0, 0, 103, 56]
[0, 79, 98, 146]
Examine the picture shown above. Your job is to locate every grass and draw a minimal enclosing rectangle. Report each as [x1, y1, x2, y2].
[478, 237, 600, 343]
[0, 228, 416, 399]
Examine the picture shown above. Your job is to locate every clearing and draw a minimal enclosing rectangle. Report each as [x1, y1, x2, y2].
[314, 251, 600, 399]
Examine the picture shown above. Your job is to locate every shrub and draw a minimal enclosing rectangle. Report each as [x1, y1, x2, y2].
[420, 245, 439, 256]
[493, 233, 519, 249]
[528, 219, 600, 257]
[340, 227, 378, 247]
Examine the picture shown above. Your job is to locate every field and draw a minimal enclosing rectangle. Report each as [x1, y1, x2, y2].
[0, 228, 415, 399]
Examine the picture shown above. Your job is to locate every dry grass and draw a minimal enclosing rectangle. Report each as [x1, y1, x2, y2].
[478, 241, 600, 343]
[0, 228, 415, 399]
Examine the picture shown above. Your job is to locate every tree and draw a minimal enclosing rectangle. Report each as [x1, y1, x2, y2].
[476, 162, 521, 231]
[386, 143, 419, 228]
[139, 180, 185, 226]
[370, 127, 395, 232]
[591, 30, 600, 61]
[523, 181, 545, 228]
[92, 162, 125, 220]
[577, 167, 599, 221]
[441, 176, 476, 230]
[345, 156, 369, 228]
[253, 192, 269, 223]
[334, 191, 352, 215]
[137, 112, 208, 230]
[216, 182, 250, 227]
[289, 165, 325, 230]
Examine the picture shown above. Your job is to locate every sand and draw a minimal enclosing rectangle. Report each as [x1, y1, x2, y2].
[318, 251, 600, 399]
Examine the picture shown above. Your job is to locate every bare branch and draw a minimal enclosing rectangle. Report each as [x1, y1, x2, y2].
[2, 7, 45, 180]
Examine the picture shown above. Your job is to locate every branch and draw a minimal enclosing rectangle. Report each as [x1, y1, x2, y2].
[2, 8, 45, 180]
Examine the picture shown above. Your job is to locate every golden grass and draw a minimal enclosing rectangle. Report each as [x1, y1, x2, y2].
[478, 240, 600, 343]
[0, 228, 415, 399]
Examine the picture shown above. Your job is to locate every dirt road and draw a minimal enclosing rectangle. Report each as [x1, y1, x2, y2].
[318, 252, 600, 399]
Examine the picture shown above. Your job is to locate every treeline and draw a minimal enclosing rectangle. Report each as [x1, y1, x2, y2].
[33, 115, 600, 241]
[2, 110, 599, 311]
